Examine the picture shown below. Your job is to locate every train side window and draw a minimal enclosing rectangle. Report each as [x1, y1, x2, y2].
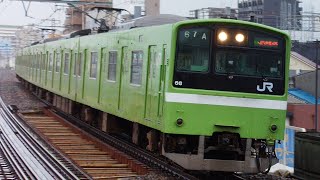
[130, 51, 143, 85]
[56, 53, 61, 73]
[108, 51, 117, 81]
[64, 52, 70, 75]
[48, 53, 53, 72]
[90, 52, 98, 78]
[74, 53, 78, 76]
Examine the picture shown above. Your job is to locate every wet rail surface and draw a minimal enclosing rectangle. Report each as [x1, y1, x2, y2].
[18, 109, 148, 179]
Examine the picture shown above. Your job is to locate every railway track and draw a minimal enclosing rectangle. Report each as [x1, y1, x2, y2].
[34, 96, 200, 179]
[0, 98, 82, 179]
[0, 148, 17, 179]
[17, 109, 148, 179]
[0, 121, 30, 180]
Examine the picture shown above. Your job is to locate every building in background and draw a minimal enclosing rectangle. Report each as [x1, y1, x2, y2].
[0, 25, 22, 69]
[15, 26, 42, 49]
[64, 0, 113, 33]
[64, 7, 83, 33]
[189, 7, 237, 19]
[145, 0, 159, 16]
[238, 0, 302, 30]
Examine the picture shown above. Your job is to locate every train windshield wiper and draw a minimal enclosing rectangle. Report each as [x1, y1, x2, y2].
[258, 72, 269, 81]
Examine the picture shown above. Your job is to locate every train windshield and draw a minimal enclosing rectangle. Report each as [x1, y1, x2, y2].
[176, 27, 210, 73]
[215, 50, 282, 78]
[173, 25, 286, 95]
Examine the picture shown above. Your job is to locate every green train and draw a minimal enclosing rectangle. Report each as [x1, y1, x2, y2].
[15, 16, 290, 173]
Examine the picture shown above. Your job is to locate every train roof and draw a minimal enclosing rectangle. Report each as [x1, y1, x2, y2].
[113, 14, 188, 30]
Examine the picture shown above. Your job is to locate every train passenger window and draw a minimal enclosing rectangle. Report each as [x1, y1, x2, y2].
[90, 52, 98, 78]
[49, 53, 53, 72]
[64, 53, 70, 74]
[77, 53, 83, 76]
[130, 51, 143, 85]
[74, 53, 78, 76]
[108, 51, 117, 81]
[56, 53, 61, 73]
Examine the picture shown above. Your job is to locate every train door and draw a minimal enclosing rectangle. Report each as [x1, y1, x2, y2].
[118, 46, 128, 111]
[157, 45, 167, 121]
[31, 55, 35, 82]
[70, 39, 80, 101]
[46, 52, 54, 89]
[70, 51, 78, 100]
[41, 53, 47, 87]
[144, 46, 159, 122]
[77, 50, 86, 101]
[35, 55, 38, 83]
[37, 54, 40, 84]
[61, 50, 71, 95]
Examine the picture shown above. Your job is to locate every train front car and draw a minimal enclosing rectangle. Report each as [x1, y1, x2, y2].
[163, 19, 290, 173]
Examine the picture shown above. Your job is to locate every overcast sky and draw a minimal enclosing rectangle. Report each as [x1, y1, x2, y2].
[0, 0, 319, 26]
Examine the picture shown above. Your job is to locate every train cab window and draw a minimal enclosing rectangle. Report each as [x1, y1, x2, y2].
[176, 27, 210, 73]
[56, 53, 61, 73]
[90, 52, 98, 78]
[108, 51, 117, 81]
[64, 53, 70, 75]
[74, 53, 78, 76]
[130, 51, 143, 85]
[48, 53, 53, 72]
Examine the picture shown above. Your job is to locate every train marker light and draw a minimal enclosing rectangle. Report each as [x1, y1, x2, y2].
[176, 118, 183, 126]
[270, 124, 278, 132]
[218, 31, 228, 42]
[235, 33, 245, 43]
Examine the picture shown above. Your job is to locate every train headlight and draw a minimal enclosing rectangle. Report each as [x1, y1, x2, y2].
[235, 33, 245, 43]
[218, 31, 228, 42]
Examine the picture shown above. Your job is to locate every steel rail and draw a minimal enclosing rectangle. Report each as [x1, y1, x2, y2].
[0, 147, 17, 179]
[0, 121, 34, 179]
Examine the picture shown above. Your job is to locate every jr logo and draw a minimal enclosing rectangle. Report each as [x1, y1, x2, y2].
[257, 82, 274, 92]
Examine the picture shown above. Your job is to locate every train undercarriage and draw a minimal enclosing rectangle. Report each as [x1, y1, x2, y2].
[19, 77, 278, 174]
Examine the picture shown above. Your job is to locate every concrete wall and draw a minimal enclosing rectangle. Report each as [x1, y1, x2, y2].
[295, 71, 320, 97]
[287, 104, 320, 130]
[290, 56, 315, 71]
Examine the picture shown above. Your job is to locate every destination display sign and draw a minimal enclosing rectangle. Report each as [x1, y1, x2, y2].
[254, 37, 279, 48]
[179, 27, 210, 46]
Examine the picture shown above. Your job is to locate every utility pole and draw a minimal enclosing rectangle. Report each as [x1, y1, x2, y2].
[315, 40, 319, 132]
